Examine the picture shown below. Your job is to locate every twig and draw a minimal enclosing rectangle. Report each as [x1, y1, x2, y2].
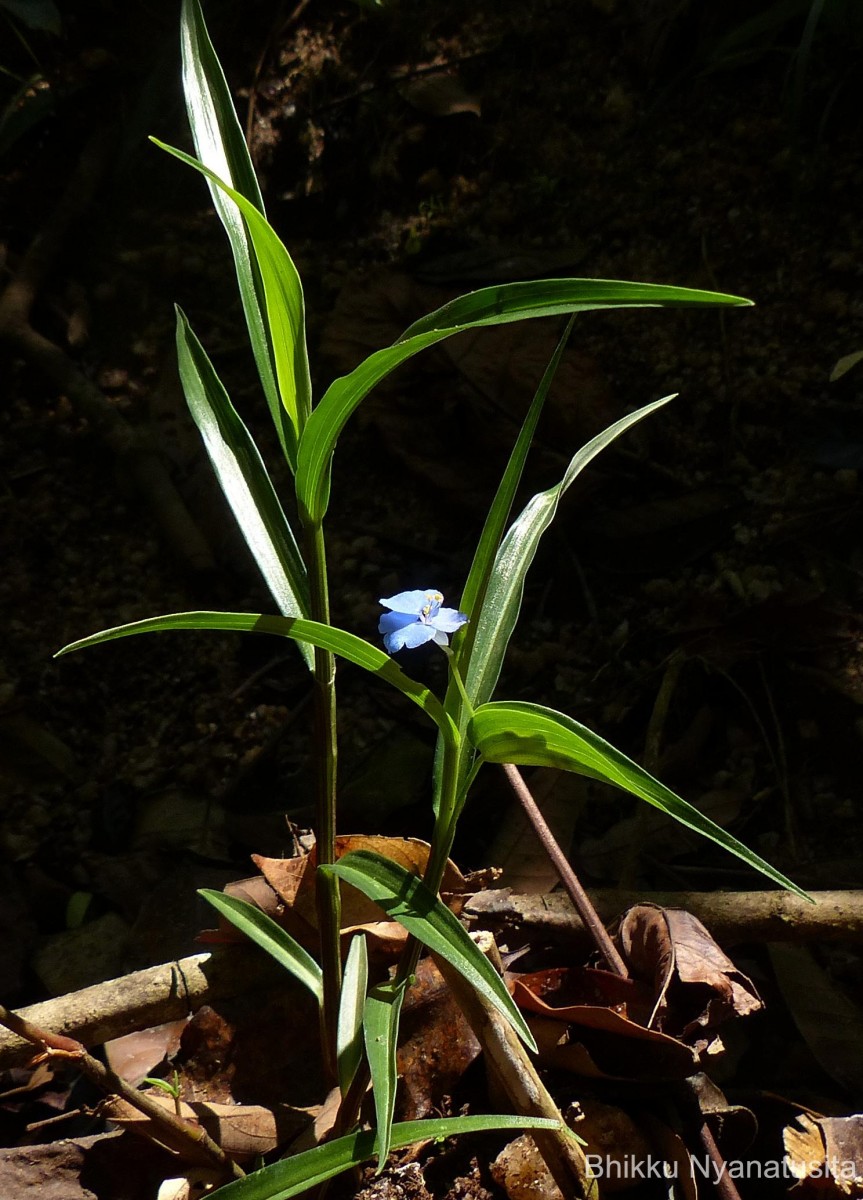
[502, 763, 629, 977]
[465, 888, 852, 946]
[433, 936, 598, 1200]
[0, 1002, 244, 1180]
[695, 1117, 743, 1200]
[0, 947, 284, 1070]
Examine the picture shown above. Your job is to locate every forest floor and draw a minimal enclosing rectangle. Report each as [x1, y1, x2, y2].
[2, 2, 863, 1197]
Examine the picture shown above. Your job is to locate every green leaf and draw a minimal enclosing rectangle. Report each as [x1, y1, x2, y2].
[469, 700, 810, 899]
[454, 316, 574, 682]
[337, 933, 368, 1095]
[465, 394, 674, 710]
[153, 137, 311, 467]
[179, 0, 284, 454]
[323, 850, 537, 1051]
[363, 977, 406, 1170]
[175, 309, 312, 669]
[296, 280, 751, 524]
[56, 612, 450, 736]
[199, 889, 323, 1006]
[209, 1116, 562, 1200]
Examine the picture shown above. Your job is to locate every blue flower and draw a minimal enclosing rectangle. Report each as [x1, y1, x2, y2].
[378, 589, 468, 653]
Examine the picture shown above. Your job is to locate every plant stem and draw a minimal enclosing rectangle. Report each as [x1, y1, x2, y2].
[501, 763, 629, 978]
[306, 520, 341, 1082]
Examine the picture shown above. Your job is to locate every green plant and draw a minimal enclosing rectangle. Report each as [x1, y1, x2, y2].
[56, 1, 804, 1193]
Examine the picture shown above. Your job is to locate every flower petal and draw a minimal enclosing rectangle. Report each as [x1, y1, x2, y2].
[383, 620, 438, 653]
[399, 622, 439, 651]
[379, 590, 432, 614]
[430, 607, 469, 634]
[432, 628, 450, 646]
[379, 610, 419, 636]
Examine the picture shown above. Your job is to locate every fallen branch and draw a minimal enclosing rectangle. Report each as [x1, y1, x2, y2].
[0, 947, 282, 1069]
[3, 890, 859, 1072]
[465, 888, 863, 946]
[0, 1002, 243, 1180]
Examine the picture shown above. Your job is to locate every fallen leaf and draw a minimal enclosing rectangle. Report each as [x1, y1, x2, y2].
[397, 956, 481, 1119]
[104, 1020, 188, 1086]
[103, 1094, 312, 1161]
[784, 1112, 863, 1196]
[618, 905, 762, 1048]
[514, 967, 698, 1081]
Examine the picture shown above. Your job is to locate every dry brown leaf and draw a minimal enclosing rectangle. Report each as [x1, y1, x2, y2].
[618, 904, 762, 1047]
[526, 1007, 697, 1081]
[103, 1094, 311, 1161]
[491, 1133, 565, 1200]
[397, 956, 481, 1119]
[201, 837, 466, 960]
[104, 1019, 188, 1086]
[784, 1112, 863, 1195]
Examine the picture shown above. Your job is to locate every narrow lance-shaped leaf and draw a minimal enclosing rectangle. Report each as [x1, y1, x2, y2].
[56, 612, 451, 737]
[363, 978, 406, 1171]
[323, 850, 537, 1051]
[466, 394, 675, 710]
[175, 309, 312, 669]
[296, 280, 751, 524]
[179, 0, 296, 460]
[336, 933, 368, 1096]
[208, 1116, 563, 1200]
[469, 700, 810, 899]
[453, 316, 575, 684]
[199, 889, 323, 1006]
[153, 138, 311, 467]
[434, 319, 575, 820]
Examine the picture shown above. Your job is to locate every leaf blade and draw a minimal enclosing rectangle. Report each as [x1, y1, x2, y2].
[337, 934, 368, 1096]
[175, 309, 312, 667]
[465, 395, 675, 709]
[454, 315, 574, 678]
[208, 1115, 562, 1200]
[363, 978, 407, 1170]
[179, 0, 286, 451]
[56, 612, 449, 733]
[296, 280, 751, 524]
[199, 889, 323, 1006]
[324, 850, 537, 1051]
[469, 700, 809, 898]
[154, 137, 311, 464]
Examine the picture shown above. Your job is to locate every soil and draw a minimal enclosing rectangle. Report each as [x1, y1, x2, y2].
[2, 0, 863, 1196]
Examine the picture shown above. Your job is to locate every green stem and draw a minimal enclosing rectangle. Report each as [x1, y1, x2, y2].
[333, 694, 464, 1138]
[306, 520, 341, 1082]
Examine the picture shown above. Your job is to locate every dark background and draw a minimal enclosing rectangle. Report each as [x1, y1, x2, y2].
[2, 0, 862, 1043]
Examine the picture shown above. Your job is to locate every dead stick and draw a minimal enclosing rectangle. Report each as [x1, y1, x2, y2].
[502, 763, 629, 977]
[0, 947, 283, 1069]
[465, 888, 858, 946]
[0, 1002, 244, 1180]
[432, 938, 597, 1200]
